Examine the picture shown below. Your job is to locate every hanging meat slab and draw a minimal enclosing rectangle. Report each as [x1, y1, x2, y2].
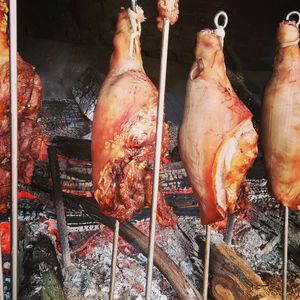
[261, 20, 300, 210]
[179, 29, 258, 225]
[92, 7, 177, 227]
[0, 0, 43, 213]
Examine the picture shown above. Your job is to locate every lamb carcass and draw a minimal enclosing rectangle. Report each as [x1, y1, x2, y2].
[92, 7, 177, 227]
[179, 29, 258, 225]
[0, 0, 43, 213]
[261, 20, 300, 210]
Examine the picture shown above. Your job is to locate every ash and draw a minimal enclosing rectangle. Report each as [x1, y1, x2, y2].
[2, 179, 300, 299]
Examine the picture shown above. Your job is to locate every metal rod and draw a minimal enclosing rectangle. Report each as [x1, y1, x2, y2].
[109, 220, 120, 300]
[282, 206, 289, 300]
[131, 0, 137, 11]
[145, 18, 170, 300]
[224, 214, 236, 245]
[47, 146, 72, 269]
[203, 225, 211, 300]
[0, 235, 4, 300]
[9, 0, 18, 299]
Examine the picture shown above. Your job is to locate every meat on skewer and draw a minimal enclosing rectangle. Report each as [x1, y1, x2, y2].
[92, 7, 177, 227]
[179, 29, 258, 225]
[0, 0, 43, 213]
[261, 20, 300, 210]
[156, 0, 179, 31]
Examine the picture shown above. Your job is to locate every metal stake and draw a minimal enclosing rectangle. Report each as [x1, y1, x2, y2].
[9, 0, 18, 299]
[109, 220, 120, 300]
[203, 225, 211, 300]
[224, 214, 236, 245]
[0, 235, 4, 300]
[47, 147, 72, 269]
[109, 1, 139, 296]
[145, 18, 170, 300]
[282, 206, 289, 300]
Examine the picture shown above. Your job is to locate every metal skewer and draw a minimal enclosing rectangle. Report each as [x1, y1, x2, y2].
[8, 0, 18, 299]
[109, 2, 139, 298]
[281, 12, 299, 300]
[282, 206, 289, 300]
[224, 214, 236, 245]
[202, 225, 211, 300]
[109, 220, 119, 300]
[201, 11, 229, 300]
[145, 17, 170, 300]
[0, 235, 4, 300]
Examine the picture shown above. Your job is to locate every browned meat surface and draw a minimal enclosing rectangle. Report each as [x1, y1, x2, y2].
[179, 29, 258, 225]
[0, 0, 43, 213]
[156, 0, 179, 31]
[261, 21, 300, 210]
[92, 7, 177, 227]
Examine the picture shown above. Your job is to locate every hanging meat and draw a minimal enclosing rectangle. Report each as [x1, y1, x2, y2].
[179, 29, 258, 225]
[0, 0, 43, 213]
[156, 0, 179, 31]
[92, 7, 177, 227]
[261, 20, 300, 210]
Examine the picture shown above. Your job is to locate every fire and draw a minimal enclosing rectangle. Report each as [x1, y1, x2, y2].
[43, 220, 62, 253]
[18, 190, 38, 200]
[0, 221, 10, 255]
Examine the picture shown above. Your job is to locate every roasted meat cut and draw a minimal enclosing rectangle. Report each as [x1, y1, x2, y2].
[156, 0, 179, 31]
[261, 20, 300, 210]
[92, 7, 177, 227]
[179, 29, 258, 225]
[0, 0, 43, 213]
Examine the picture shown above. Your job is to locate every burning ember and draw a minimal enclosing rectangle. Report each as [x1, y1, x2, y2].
[1, 177, 299, 299]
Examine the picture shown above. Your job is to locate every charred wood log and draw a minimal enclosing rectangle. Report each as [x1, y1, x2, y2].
[74, 196, 279, 300]
[210, 242, 279, 300]
[40, 99, 91, 139]
[227, 69, 261, 124]
[19, 232, 64, 300]
[75, 197, 201, 300]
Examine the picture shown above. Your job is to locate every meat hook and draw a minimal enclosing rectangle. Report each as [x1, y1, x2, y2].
[286, 11, 300, 27]
[214, 10, 228, 47]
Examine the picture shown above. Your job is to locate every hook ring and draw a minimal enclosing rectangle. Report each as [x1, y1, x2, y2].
[286, 11, 300, 27]
[214, 11, 228, 29]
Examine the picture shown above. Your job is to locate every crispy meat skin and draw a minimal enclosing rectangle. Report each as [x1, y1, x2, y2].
[261, 21, 300, 210]
[92, 8, 177, 227]
[156, 0, 179, 31]
[0, 55, 43, 213]
[179, 30, 258, 225]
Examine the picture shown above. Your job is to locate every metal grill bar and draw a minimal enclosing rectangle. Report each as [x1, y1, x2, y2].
[8, 0, 18, 299]
[145, 18, 170, 300]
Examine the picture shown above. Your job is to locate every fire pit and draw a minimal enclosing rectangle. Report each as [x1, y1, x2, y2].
[1, 1, 300, 299]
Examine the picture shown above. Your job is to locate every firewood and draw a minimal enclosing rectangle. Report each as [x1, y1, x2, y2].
[79, 200, 201, 300]
[210, 242, 280, 300]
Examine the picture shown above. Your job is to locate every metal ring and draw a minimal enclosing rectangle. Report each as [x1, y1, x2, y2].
[214, 11, 228, 29]
[286, 11, 300, 27]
